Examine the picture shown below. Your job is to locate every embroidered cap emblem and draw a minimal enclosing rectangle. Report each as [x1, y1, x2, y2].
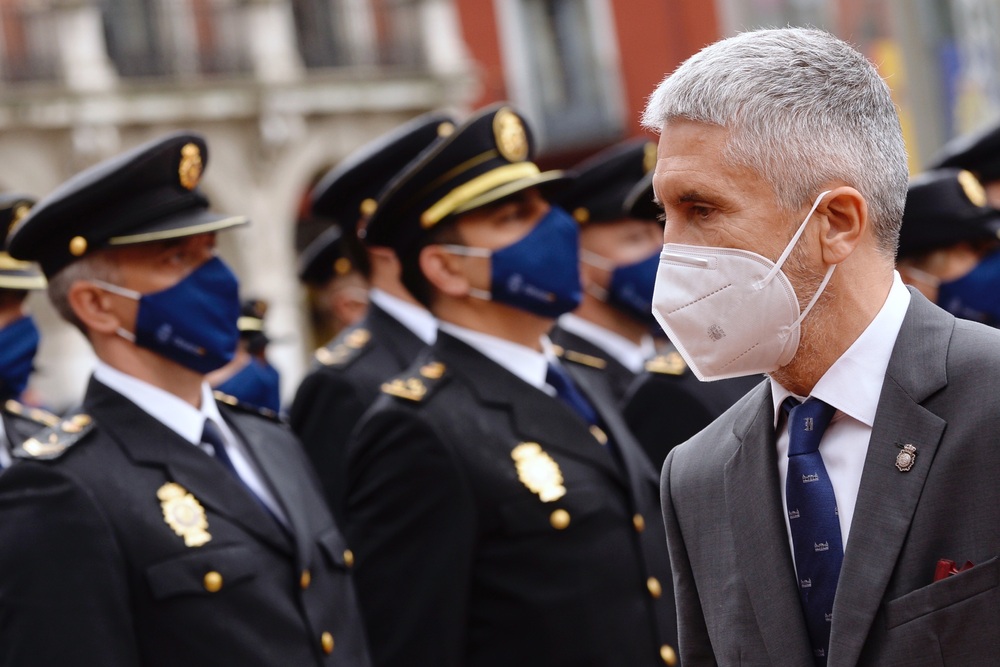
[178, 143, 203, 190]
[493, 107, 529, 162]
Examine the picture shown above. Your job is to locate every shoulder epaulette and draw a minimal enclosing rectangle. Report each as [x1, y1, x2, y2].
[213, 390, 283, 422]
[313, 327, 372, 369]
[556, 347, 608, 370]
[4, 399, 61, 428]
[645, 351, 687, 376]
[381, 361, 448, 403]
[14, 413, 96, 461]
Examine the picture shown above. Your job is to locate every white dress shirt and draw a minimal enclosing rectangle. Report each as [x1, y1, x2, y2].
[439, 322, 564, 396]
[771, 272, 910, 556]
[93, 360, 288, 524]
[370, 288, 437, 345]
[557, 313, 656, 374]
[0, 421, 10, 469]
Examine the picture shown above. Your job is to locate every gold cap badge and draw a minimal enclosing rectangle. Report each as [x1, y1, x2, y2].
[178, 143, 203, 191]
[958, 170, 987, 208]
[643, 142, 657, 174]
[158, 482, 212, 547]
[493, 108, 529, 163]
[511, 442, 566, 502]
[10, 203, 30, 230]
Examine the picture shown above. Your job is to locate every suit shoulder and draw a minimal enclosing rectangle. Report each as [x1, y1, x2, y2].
[379, 359, 449, 404]
[214, 390, 283, 422]
[13, 412, 97, 461]
[312, 326, 373, 370]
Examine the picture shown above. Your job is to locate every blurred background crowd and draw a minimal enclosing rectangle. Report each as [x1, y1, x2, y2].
[1, 0, 999, 410]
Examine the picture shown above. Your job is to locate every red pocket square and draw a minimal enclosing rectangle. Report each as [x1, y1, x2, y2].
[933, 558, 975, 582]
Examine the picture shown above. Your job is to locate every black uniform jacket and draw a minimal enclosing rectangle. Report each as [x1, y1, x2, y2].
[290, 302, 427, 523]
[623, 349, 763, 469]
[346, 332, 677, 667]
[0, 378, 371, 667]
[549, 325, 637, 403]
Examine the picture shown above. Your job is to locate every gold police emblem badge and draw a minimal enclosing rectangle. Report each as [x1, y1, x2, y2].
[511, 442, 566, 502]
[158, 482, 212, 547]
[895, 443, 917, 472]
[493, 108, 529, 163]
[178, 143, 203, 191]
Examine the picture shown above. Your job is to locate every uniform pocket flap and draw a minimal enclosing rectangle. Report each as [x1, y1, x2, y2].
[146, 545, 257, 600]
[885, 556, 999, 629]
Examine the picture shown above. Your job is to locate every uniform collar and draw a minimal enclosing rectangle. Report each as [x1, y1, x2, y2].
[369, 288, 437, 345]
[557, 313, 655, 373]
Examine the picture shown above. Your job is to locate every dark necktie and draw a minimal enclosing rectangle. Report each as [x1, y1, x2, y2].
[201, 418, 285, 530]
[783, 397, 842, 666]
[546, 363, 598, 425]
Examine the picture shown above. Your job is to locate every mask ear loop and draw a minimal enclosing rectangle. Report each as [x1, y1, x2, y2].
[89, 279, 142, 342]
[437, 245, 493, 301]
[758, 190, 832, 289]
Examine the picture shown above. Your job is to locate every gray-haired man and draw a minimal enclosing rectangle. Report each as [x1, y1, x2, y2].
[645, 27, 1000, 666]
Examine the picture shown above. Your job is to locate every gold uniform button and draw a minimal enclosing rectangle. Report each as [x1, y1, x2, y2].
[589, 425, 608, 445]
[68, 235, 88, 256]
[550, 509, 571, 530]
[299, 569, 311, 590]
[203, 571, 223, 593]
[647, 576, 662, 598]
[321, 631, 334, 654]
[660, 644, 677, 666]
[633, 513, 646, 532]
[343, 549, 355, 567]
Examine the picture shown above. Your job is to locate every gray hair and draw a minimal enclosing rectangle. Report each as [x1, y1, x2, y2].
[46, 252, 121, 334]
[641, 27, 908, 257]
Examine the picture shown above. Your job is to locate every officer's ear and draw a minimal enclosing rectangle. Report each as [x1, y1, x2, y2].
[817, 186, 867, 266]
[419, 244, 474, 298]
[66, 279, 128, 336]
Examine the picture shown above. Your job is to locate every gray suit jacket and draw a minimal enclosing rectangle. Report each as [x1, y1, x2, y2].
[662, 289, 1000, 666]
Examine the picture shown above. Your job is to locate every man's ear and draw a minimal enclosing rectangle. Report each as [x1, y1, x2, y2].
[419, 245, 473, 298]
[67, 281, 124, 335]
[817, 186, 867, 265]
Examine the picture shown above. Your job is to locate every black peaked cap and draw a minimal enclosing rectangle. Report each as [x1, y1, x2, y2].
[898, 168, 1000, 259]
[554, 137, 658, 224]
[363, 103, 568, 256]
[929, 120, 1000, 183]
[8, 131, 246, 277]
[298, 224, 356, 286]
[0, 193, 45, 289]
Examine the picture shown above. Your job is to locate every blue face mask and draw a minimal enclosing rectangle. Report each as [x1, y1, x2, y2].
[0, 315, 39, 400]
[442, 206, 583, 319]
[582, 249, 660, 325]
[95, 257, 241, 374]
[215, 358, 281, 413]
[937, 250, 1000, 326]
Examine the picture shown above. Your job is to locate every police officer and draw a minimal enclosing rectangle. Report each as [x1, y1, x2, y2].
[298, 223, 370, 337]
[896, 168, 1000, 325]
[930, 120, 1000, 207]
[346, 104, 678, 667]
[549, 139, 662, 402]
[0, 132, 371, 666]
[615, 168, 761, 468]
[290, 112, 453, 523]
[210, 299, 282, 414]
[0, 194, 59, 470]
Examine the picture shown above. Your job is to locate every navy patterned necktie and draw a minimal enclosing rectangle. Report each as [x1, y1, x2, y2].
[783, 397, 842, 666]
[546, 363, 598, 426]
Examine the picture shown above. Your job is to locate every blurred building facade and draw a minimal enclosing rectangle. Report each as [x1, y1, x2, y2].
[1, 0, 998, 408]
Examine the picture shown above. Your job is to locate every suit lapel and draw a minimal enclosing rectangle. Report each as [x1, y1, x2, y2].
[436, 334, 622, 482]
[828, 292, 950, 667]
[725, 382, 815, 667]
[85, 379, 293, 555]
[221, 406, 313, 568]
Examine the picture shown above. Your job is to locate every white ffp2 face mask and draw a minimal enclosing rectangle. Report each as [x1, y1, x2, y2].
[651, 191, 834, 381]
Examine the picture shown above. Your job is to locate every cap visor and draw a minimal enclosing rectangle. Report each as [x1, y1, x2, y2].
[452, 170, 571, 216]
[107, 209, 248, 246]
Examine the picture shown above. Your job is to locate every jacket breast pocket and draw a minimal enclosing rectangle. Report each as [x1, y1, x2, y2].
[885, 556, 999, 629]
[145, 545, 258, 600]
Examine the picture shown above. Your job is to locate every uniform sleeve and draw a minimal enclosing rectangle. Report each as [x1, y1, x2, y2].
[289, 369, 368, 524]
[661, 448, 717, 667]
[345, 406, 476, 667]
[0, 462, 141, 666]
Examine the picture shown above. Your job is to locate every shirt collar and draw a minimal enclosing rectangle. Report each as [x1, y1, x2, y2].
[557, 313, 655, 373]
[438, 321, 550, 390]
[369, 288, 437, 345]
[771, 271, 911, 427]
[93, 360, 226, 445]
